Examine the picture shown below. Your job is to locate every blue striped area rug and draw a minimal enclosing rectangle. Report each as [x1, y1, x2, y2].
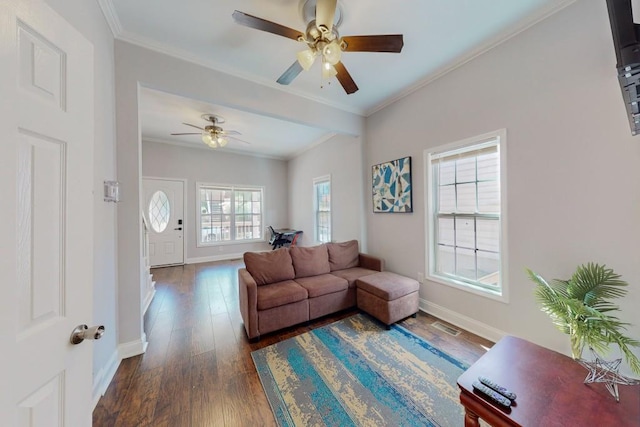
[252, 314, 469, 427]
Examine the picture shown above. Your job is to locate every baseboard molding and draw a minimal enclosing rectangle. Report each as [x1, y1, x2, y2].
[186, 252, 245, 264]
[92, 349, 120, 409]
[419, 298, 507, 343]
[118, 334, 148, 360]
[142, 285, 155, 315]
[93, 335, 149, 410]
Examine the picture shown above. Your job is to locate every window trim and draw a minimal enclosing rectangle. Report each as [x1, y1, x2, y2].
[313, 175, 332, 244]
[424, 129, 509, 303]
[196, 182, 266, 247]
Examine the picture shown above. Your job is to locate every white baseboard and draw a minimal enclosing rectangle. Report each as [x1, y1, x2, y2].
[142, 285, 155, 315]
[186, 252, 245, 264]
[118, 334, 148, 359]
[419, 298, 507, 343]
[92, 335, 149, 410]
[92, 350, 120, 410]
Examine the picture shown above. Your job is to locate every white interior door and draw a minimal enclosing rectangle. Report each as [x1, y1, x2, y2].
[143, 178, 185, 267]
[0, 1, 95, 425]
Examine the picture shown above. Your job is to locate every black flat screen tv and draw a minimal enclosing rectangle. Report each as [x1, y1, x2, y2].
[606, 0, 640, 135]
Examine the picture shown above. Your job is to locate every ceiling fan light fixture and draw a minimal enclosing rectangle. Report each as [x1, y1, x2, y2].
[296, 48, 317, 71]
[322, 39, 342, 65]
[201, 132, 228, 149]
[321, 60, 337, 79]
[202, 132, 215, 146]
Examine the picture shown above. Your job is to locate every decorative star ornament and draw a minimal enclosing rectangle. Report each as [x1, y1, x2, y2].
[577, 350, 640, 402]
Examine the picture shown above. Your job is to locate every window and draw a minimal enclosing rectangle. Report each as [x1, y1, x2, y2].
[197, 183, 263, 245]
[313, 176, 331, 243]
[425, 130, 506, 299]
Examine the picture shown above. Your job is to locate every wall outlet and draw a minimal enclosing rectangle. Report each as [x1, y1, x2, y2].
[417, 272, 424, 283]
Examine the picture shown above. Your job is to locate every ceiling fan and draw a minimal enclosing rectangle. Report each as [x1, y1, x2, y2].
[232, 0, 404, 94]
[171, 114, 250, 149]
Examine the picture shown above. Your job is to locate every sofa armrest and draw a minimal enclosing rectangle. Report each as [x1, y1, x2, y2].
[238, 268, 259, 340]
[359, 253, 384, 272]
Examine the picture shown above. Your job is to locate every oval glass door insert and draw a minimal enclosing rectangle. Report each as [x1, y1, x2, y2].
[149, 190, 170, 233]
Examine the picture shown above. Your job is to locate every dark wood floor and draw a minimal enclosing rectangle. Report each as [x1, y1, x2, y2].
[93, 260, 494, 427]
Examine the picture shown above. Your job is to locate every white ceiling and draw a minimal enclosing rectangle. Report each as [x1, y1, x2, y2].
[102, 0, 575, 158]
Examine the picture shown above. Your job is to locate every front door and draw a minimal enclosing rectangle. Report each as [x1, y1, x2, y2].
[0, 1, 95, 426]
[143, 178, 185, 266]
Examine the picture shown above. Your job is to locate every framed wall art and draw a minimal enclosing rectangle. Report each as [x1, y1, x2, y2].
[372, 156, 413, 213]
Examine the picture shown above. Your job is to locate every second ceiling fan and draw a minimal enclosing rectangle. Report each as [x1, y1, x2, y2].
[232, 0, 404, 94]
[171, 114, 250, 149]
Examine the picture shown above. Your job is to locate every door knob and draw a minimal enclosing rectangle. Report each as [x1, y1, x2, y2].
[174, 227, 182, 230]
[70, 324, 105, 345]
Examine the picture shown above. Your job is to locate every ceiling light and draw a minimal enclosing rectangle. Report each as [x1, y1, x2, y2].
[202, 132, 215, 146]
[201, 132, 228, 149]
[322, 39, 342, 65]
[297, 48, 317, 71]
[322, 60, 337, 79]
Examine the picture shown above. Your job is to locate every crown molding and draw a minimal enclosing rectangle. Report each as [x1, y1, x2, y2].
[97, 0, 122, 38]
[365, 0, 579, 117]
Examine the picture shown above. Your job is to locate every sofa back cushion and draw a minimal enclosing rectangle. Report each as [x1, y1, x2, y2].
[243, 248, 295, 286]
[327, 240, 359, 271]
[290, 245, 330, 278]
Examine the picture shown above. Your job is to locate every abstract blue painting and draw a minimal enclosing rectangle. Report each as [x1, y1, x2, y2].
[372, 156, 413, 213]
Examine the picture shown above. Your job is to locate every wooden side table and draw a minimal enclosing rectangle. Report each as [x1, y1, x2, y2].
[457, 336, 640, 426]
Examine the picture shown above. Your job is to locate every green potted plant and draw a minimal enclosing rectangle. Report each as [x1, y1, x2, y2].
[526, 262, 640, 376]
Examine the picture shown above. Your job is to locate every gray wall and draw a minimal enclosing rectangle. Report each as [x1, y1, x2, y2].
[142, 140, 289, 260]
[288, 134, 367, 248]
[44, 0, 118, 402]
[364, 0, 640, 374]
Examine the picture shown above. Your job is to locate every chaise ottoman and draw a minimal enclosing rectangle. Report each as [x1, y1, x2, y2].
[356, 271, 419, 328]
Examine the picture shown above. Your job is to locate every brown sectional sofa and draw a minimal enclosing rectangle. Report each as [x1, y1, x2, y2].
[238, 240, 383, 341]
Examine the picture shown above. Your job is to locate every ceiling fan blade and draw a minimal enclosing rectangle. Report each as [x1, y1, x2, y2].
[276, 61, 304, 85]
[182, 123, 205, 131]
[171, 133, 201, 136]
[334, 61, 359, 94]
[221, 130, 241, 136]
[232, 10, 304, 41]
[341, 35, 404, 53]
[316, 0, 337, 32]
[227, 135, 251, 145]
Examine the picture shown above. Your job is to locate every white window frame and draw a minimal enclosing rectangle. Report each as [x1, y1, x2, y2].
[313, 175, 332, 244]
[424, 129, 508, 303]
[196, 182, 265, 247]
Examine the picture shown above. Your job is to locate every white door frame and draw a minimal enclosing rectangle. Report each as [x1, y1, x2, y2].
[142, 176, 187, 266]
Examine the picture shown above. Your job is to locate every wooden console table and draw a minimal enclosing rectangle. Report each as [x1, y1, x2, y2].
[457, 336, 640, 426]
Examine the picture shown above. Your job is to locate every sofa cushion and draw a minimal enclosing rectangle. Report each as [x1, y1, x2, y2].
[331, 267, 379, 288]
[256, 280, 308, 311]
[327, 240, 359, 271]
[294, 274, 348, 298]
[356, 272, 419, 301]
[290, 245, 330, 278]
[244, 248, 295, 286]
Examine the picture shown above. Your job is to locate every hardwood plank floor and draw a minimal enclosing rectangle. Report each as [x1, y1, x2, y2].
[93, 260, 494, 426]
